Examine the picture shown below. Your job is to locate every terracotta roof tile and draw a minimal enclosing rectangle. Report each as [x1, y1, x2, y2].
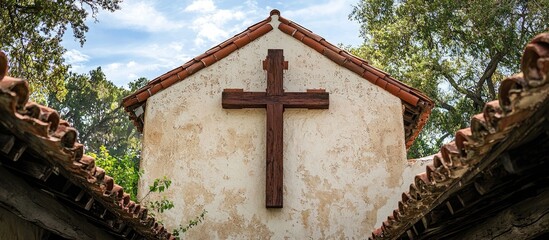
[121, 10, 434, 149]
[370, 32, 549, 239]
[323, 48, 347, 64]
[121, 19, 274, 107]
[0, 52, 173, 239]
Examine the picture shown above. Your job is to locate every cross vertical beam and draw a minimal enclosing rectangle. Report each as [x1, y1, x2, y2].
[264, 49, 286, 207]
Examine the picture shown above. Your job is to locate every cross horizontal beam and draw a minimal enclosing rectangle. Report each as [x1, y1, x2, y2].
[222, 91, 329, 109]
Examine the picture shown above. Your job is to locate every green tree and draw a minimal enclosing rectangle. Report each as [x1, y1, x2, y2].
[46, 68, 145, 158]
[349, 0, 549, 157]
[91, 145, 140, 198]
[0, 0, 121, 100]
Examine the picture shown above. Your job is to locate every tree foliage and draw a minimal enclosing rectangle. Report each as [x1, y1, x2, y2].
[0, 0, 121, 100]
[91, 145, 140, 198]
[46, 68, 147, 199]
[350, 0, 549, 157]
[47, 68, 143, 158]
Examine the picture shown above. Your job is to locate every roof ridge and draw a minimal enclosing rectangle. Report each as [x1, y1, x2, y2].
[121, 10, 434, 149]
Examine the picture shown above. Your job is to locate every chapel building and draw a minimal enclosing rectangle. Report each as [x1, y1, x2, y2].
[121, 10, 433, 239]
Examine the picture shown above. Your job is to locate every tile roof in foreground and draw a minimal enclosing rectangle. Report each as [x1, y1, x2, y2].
[121, 9, 434, 150]
[0, 52, 172, 239]
[370, 33, 549, 239]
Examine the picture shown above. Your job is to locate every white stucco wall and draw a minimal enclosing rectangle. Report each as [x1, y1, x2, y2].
[139, 16, 428, 238]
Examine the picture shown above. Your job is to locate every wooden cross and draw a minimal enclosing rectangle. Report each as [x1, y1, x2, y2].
[222, 49, 329, 208]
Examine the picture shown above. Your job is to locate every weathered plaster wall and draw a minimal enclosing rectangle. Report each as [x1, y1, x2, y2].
[139, 15, 428, 238]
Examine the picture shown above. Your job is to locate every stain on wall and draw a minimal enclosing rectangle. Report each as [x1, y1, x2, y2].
[139, 15, 429, 239]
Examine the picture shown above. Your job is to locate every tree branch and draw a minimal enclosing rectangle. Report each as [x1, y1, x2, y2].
[486, 75, 497, 99]
[433, 96, 456, 112]
[436, 132, 452, 147]
[438, 101, 456, 113]
[14, 4, 42, 13]
[441, 71, 485, 107]
[475, 51, 504, 99]
[80, 106, 122, 142]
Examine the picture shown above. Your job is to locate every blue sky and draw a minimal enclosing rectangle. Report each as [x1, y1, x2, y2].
[62, 0, 364, 87]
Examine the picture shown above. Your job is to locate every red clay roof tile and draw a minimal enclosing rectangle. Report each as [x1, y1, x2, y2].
[278, 23, 295, 36]
[498, 74, 526, 111]
[150, 82, 163, 96]
[342, 60, 364, 76]
[193, 52, 209, 61]
[362, 70, 379, 84]
[249, 24, 273, 40]
[233, 35, 251, 48]
[370, 32, 549, 239]
[375, 78, 388, 89]
[396, 91, 420, 107]
[385, 83, 401, 96]
[0, 53, 173, 239]
[302, 36, 325, 53]
[323, 48, 347, 65]
[0, 76, 29, 106]
[213, 44, 238, 61]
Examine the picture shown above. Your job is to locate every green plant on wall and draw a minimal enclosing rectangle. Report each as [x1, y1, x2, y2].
[139, 176, 174, 215]
[93, 150, 206, 238]
[172, 209, 208, 238]
[139, 176, 207, 239]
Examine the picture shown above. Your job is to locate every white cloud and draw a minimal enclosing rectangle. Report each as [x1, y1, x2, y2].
[93, 42, 190, 66]
[101, 1, 183, 32]
[128, 73, 138, 80]
[191, 10, 246, 45]
[62, 0, 363, 88]
[65, 40, 193, 86]
[64, 49, 89, 64]
[102, 60, 169, 87]
[64, 49, 90, 72]
[169, 42, 184, 52]
[81, 41, 193, 86]
[105, 62, 121, 71]
[184, 0, 216, 13]
[185, 2, 265, 47]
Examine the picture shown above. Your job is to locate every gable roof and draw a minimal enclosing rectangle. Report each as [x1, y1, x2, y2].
[121, 10, 434, 149]
[370, 33, 549, 239]
[0, 53, 172, 239]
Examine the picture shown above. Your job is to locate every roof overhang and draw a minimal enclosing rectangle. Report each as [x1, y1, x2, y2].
[370, 32, 549, 239]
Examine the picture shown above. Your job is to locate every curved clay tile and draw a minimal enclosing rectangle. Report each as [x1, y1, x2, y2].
[0, 69, 175, 239]
[0, 76, 29, 108]
[370, 32, 549, 240]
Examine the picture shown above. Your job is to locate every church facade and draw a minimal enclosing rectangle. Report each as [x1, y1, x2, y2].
[123, 10, 433, 238]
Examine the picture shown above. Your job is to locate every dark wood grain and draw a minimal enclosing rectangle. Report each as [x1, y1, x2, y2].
[221, 49, 329, 208]
[266, 103, 283, 207]
[222, 92, 329, 109]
